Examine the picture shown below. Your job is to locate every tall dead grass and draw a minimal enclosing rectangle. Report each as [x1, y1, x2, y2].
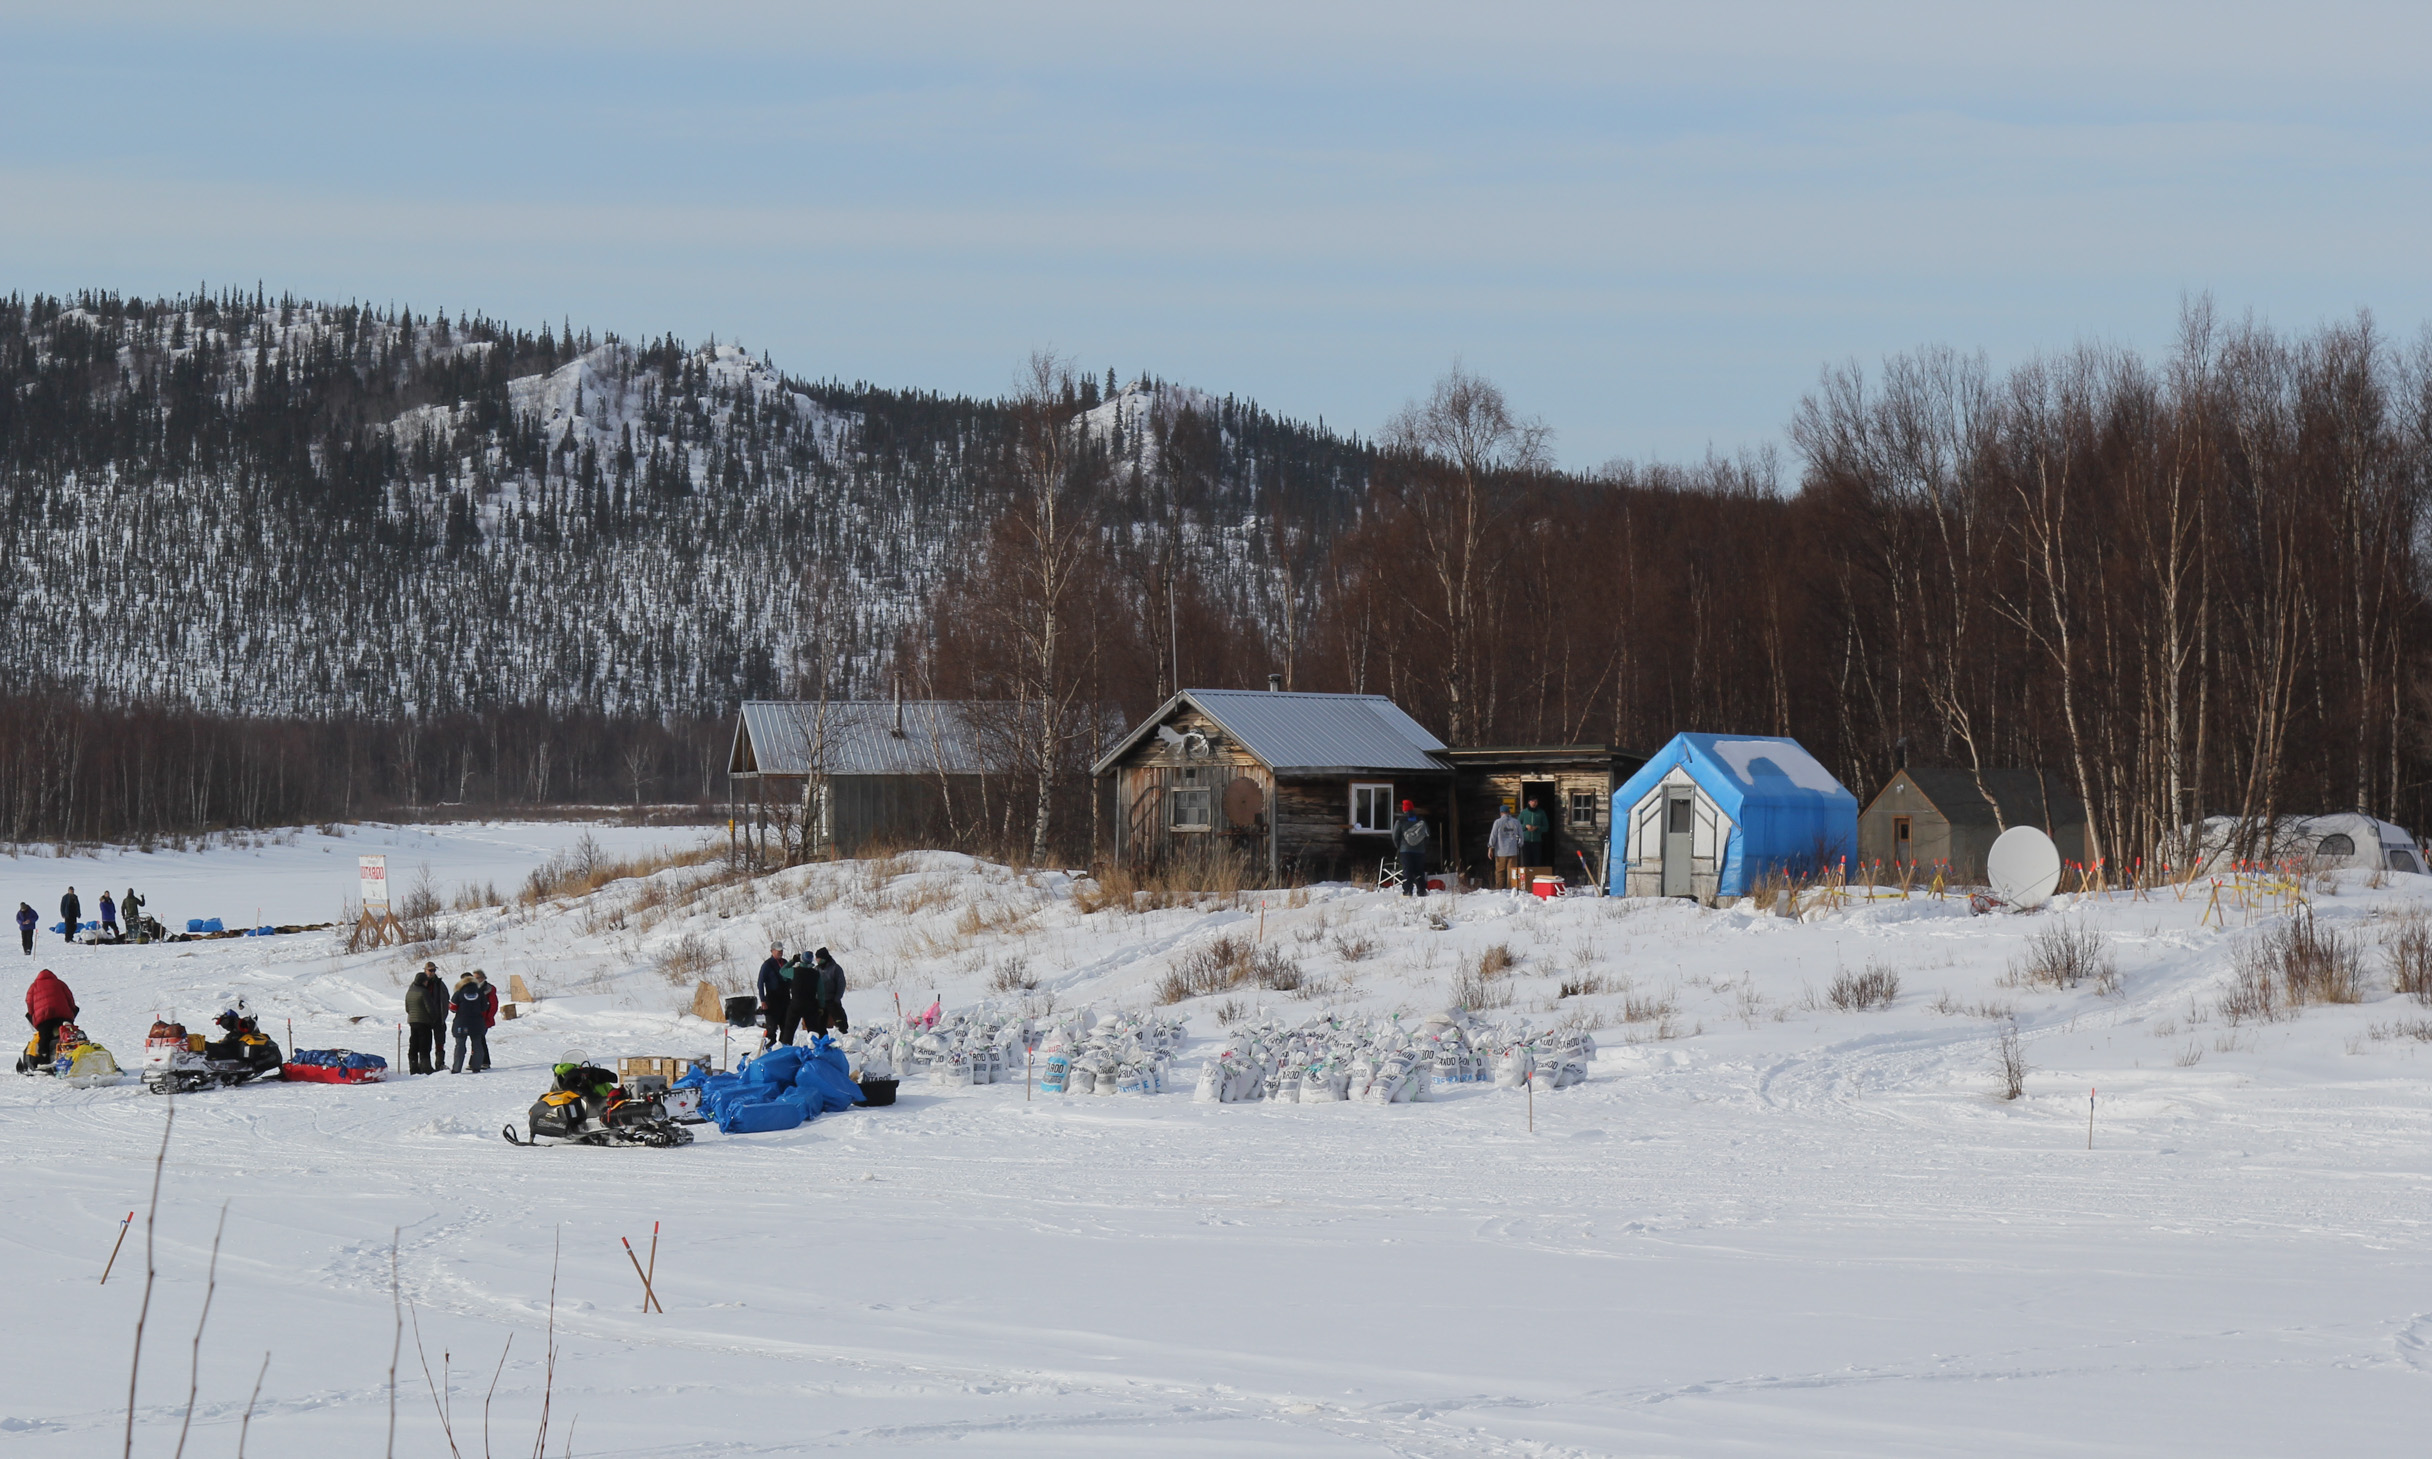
[1074, 846, 1259, 913]
[1156, 935, 1305, 1002]
[519, 833, 726, 906]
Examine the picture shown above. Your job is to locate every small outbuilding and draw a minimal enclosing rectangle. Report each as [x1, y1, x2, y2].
[728, 698, 1009, 862]
[1092, 687, 1453, 884]
[1858, 768, 2086, 883]
[1609, 733, 1858, 900]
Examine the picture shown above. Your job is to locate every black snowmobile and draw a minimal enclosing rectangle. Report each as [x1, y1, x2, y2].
[142, 1008, 284, 1094]
[502, 1058, 693, 1148]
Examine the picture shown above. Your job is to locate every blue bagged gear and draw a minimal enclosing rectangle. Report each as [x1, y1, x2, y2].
[793, 1057, 860, 1114]
[741, 1045, 808, 1087]
[718, 1099, 804, 1135]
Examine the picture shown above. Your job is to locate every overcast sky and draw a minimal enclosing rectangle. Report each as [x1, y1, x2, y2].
[4, 1, 2426, 469]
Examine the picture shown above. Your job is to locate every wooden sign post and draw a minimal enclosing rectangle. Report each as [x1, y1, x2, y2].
[353, 855, 405, 947]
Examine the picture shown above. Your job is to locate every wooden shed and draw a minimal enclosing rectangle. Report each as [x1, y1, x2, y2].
[1857, 767, 2086, 883]
[1092, 688, 1453, 884]
[727, 698, 1009, 863]
[1444, 746, 1645, 885]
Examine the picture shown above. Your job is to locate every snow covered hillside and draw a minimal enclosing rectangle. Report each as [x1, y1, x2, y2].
[8, 837, 2432, 1455]
[0, 291, 1368, 717]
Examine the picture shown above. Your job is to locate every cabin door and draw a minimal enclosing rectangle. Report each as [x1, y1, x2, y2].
[1661, 791, 1695, 897]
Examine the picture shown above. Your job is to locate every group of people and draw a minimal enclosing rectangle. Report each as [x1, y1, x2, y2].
[19, 886, 151, 952]
[1391, 795, 1553, 897]
[756, 943, 848, 1046]
[403, 963, 498, 1073]
[1486, 797, 1552, 889]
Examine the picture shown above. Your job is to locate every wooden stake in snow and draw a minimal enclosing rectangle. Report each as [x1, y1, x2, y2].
[1526, 1069, 1534, 1134]
[2088, 1087, 2096, 1150]
[99, 1210, 133, 1284]
[621, 1237, 663, 1314]
[644, 1222, 660, 1313]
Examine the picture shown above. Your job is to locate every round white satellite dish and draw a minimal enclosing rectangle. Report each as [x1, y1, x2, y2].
[1986, 826, 2063, 908]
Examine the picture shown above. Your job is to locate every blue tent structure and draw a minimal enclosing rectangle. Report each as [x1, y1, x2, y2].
[1608, 734, 1858, 899]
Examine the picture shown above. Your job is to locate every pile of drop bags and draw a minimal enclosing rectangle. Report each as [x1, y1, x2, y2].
[1033, 1008, 1189, 1096]
[681, 1035, 864, 1134]
[1192, 1011, 1594, 1104]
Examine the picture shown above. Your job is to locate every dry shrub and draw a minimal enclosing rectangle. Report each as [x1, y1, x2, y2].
[1450, 966, 1515, 1011]
[1332, 934, 1377, 962]
[2010, 920, 2118, 993]
[1557, 972, 1610, 999]
[449, 880, 503, 913]
[1621, 989, 1677, 1023]
[2366, 1017, 2432, 1043]
[2382, 910, 2432, 1004]
[1073, 846, 1255, 913]
[1995, 1021, 2028, 1099]
[1156, 935, 1304, 1003]
[988, 956, 1039, 994]
[2216, 960, 2283, 1026]
[1474, 942, 1517, 979]
[2234, 911, 2362, 1015]
[398, 863, 443, 943]
[652, 932, 726, 987]
[1828, 962, 1900, 1011]
[1212, 997, 1250, 1026]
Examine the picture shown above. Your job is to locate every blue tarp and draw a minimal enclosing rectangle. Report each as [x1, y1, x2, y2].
[1609, 733, 1858, 897]
[186, 918, 224, 934]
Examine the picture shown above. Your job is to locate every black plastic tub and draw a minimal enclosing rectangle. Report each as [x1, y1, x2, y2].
[723, 995, 758, 1027]
[856, 1078, 899, 1107]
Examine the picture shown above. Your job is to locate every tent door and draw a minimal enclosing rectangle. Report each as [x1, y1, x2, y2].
[1662, 791, 1695, 897]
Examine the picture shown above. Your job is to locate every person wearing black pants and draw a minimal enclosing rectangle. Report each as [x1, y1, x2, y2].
[58, 887, 80, 943]
[15, 903, 35, 956]
[756, 944, 796, 1046]
[404, 963, 447, 1075]
[811, 948, 850, 1036]
[1394, 801, 1432, 897]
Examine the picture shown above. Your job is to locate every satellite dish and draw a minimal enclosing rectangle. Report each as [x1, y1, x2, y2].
[1986, 826, 2063, 908]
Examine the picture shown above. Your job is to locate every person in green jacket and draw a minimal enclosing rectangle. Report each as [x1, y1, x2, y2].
[1518, 796, 1551, 869]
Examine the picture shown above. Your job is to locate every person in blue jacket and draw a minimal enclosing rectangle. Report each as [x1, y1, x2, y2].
[97, 891, 118, 942]
[448, 971, 494, 1073]
[15, 903, 35, 956]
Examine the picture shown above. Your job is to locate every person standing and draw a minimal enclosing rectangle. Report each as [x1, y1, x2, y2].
[756, 943, 793, 1047]
[122, 888, 145, 943]
[58, 887, 80, 944]
[1394, 800, 1432, 897]
[1488, 803, 1526, 890]
[15, 903, 35, 956]
[811, 947, 849, 1035]
[97, 890, 118, 942]
[404, 962, 447, 1074]
[1519, 796, 1550, 871]
[24, 968, 76, 1065]
[448, 971, 491, 1073]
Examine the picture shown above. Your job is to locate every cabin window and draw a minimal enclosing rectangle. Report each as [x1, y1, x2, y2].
[1568, 791, 1598, 827]
[1349, 782, 1394, 835]
[1169, 768, 1213, 831]
[2317, 833, 2355, 857]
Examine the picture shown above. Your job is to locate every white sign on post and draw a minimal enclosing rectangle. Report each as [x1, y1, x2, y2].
[359, 855, 391, 908]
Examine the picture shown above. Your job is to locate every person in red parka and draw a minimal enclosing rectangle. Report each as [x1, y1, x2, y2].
[25, 969, 76, 1064]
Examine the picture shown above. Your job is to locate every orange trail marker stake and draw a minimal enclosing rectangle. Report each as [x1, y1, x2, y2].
[621, 1237, 662, 1314]
[99, 1211, 134, 1284]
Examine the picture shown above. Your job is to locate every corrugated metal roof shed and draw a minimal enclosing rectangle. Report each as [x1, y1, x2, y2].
[731, 700, 1016, 778]
[1092, 689, 1449, 776]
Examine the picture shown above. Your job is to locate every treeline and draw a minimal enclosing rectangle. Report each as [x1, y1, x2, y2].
[914, 306, 2432, 866]
[0, 696, 731, 844]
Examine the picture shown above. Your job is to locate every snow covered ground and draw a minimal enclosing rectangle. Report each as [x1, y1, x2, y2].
[7, 834, 2432, 1456]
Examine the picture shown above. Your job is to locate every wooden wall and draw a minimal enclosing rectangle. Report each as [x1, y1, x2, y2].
[1456, 767, 1617, 881]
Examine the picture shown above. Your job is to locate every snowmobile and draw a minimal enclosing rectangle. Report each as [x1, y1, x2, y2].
[142, 1008, 284, 1094]
[16, 1022, 123, 1084]
[502, 1055, 693, 1148]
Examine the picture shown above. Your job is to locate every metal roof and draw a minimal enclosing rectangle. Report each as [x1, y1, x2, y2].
[731, 700, 1017, 778]
[1092, 689, 1449, 776]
